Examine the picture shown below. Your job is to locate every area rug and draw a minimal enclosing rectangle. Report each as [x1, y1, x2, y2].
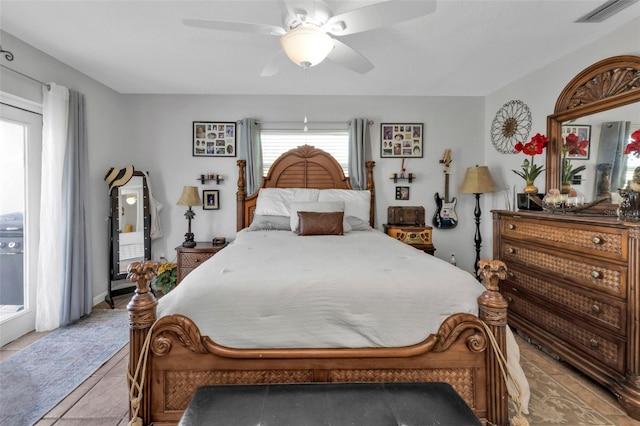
[0, 309, 128, 426]
[510, 356, 613, 425]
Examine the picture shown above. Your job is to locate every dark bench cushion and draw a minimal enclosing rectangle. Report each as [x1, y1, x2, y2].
[179, 382, 482, 426]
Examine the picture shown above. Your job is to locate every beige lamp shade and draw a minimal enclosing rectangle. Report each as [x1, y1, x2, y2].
[459, 165, 497, 194]
[176, 186, 202, 206]
[280, 25, 334, 68]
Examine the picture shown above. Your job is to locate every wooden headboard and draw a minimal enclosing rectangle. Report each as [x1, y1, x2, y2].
[237, 144, 375, 230]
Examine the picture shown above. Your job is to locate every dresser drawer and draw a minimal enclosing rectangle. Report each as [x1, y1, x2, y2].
[504, 267, 626, 335]
[501, 241, 627, 299]
[503, 288, 625, 373]
[180, 252, 216, 268]
[500, 217, 626, 261]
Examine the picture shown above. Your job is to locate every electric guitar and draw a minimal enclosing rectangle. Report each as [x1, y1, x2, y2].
[432, 149, 458, 229]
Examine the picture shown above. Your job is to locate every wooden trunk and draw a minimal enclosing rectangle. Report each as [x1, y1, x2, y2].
[387, 206, 425, 226]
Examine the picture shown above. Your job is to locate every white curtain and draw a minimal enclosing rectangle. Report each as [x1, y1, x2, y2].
[36, 83, 69, 331]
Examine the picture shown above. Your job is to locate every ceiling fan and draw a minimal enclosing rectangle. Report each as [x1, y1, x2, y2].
[183, 0, 436, 76]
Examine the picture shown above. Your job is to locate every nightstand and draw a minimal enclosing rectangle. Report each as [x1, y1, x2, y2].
[383, 224, 435, 255]
[175, 242, 229, 284]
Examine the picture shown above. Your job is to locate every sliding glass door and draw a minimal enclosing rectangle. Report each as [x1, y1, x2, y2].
[0, 102, 42, 346]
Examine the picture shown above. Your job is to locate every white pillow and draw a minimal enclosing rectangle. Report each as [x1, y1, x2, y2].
[255, 188, 320, 217]
[289, 200, 352, 233]
[318, 189, 371, 222]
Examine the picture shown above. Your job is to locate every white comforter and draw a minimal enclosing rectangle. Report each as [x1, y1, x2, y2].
[158, 228, 485, 349]
[157, 228, 531, 413]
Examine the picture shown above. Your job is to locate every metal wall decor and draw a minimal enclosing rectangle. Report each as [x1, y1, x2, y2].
[1, 44, 15, 61]
[490, 100, 532, 154]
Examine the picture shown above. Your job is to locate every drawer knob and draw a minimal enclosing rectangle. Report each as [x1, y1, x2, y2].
[507, 248, 515, 255]
[506, 295, 513, 304]
[591, 304, 601, 314]
[591, 236, 603, 245]
[590, 270, 602, 279]
[508, 224, 516, 230]
[589, 339, 599, 348]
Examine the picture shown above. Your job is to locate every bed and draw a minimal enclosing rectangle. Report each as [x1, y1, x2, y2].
[127, 145, 514, 425]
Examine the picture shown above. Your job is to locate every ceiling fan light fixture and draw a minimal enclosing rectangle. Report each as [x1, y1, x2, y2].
[280, 25, 334, 68]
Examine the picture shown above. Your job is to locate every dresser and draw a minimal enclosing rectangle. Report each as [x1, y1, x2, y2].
[383, 224, 435, 255]
[175, 242, 229, 284]
[493, 210, 640, 419]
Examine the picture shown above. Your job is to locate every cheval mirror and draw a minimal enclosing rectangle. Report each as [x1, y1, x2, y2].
[546, 55, 640, 213]
[107, 171, 151, 308]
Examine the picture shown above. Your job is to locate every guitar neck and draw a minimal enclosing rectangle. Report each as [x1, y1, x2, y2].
[444, 173, 450, 203]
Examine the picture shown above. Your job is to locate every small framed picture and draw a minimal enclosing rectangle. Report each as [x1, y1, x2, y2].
[193, 122, 236, 157]
[396, 186, 410, 200]
[381, 123, 424, 158]
[203, 190, 219, 210]
[561, 124, 591, 160]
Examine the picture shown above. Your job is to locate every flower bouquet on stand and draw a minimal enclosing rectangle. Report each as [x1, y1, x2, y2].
[512, 133, 548, 210]
[156, 260, 177, 294]
[561, 132, 587, 194]
[619, 129, 640, 220]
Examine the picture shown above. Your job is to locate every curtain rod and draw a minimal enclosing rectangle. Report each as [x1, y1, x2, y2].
[0, 64, 51, 91]
[237, 120, 374, 125]
[1, 45, 51, 90]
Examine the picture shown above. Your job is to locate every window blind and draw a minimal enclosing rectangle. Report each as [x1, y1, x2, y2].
[260, 130, 349, 176]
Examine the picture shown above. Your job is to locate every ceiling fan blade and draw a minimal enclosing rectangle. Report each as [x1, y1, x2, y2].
[327, 39, 374, 74]
[323, 1, 436, 36]
[182, 19, 285, 36]
[260, 49, 289, 77]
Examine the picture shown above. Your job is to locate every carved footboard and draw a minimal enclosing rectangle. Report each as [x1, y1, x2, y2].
[127, 260, 509, 426]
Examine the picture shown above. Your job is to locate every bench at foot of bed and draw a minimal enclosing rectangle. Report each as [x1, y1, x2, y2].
[179, 382, 482, 426]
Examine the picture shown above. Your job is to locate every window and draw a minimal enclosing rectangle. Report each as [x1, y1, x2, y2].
[260, 130, 349, 176]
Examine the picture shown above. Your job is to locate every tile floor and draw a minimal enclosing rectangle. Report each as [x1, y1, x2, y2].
[1, 293, 639, 425]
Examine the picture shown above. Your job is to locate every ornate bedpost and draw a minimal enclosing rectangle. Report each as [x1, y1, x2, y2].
[237, 160, 246, 232]
[127, 260, 158, 425]
[365, 160, 375, 226]
[477, 259, 509, 426]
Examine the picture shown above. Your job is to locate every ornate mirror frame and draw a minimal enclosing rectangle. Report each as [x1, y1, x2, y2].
[546, 55, 640, 213]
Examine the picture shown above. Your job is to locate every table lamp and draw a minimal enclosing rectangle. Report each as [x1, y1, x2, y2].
[459, 165, 497, 280]
[177, 186, 202, 248]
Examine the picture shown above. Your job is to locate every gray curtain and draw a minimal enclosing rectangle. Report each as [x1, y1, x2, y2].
[239, 118, 263, 195]
[61, 90, 92, 325]
[596, 121, 630, 197]
[348, 118, 371, 190]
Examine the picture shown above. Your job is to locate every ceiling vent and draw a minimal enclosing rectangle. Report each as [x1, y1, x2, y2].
[576, 0, 638, 22]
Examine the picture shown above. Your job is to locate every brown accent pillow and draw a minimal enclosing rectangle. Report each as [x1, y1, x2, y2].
[297, 211, 344, 236]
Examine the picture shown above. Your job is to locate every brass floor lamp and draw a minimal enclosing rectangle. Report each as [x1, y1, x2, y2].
[459, 165, 497, 280]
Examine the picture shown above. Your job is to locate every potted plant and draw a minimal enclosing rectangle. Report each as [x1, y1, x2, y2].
[156, 260, 177, 294]
[561, 132, 588, 194]
[512, 133, 549, 194]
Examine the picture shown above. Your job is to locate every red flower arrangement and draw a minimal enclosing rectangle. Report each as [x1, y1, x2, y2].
[512, 133, 549, 185]
[564, 133, 589, 157]
[624, 129, 640, 158]
[561, 133, 587, 186]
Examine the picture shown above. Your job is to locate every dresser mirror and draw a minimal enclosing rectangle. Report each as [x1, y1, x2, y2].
[546, 55, 640, 213]
[107, 171, 151, 307]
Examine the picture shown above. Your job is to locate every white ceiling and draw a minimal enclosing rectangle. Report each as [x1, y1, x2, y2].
[1, 0, 639, 96]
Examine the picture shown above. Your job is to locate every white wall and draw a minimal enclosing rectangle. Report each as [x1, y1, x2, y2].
[484, 17, 640, 255]
[1, 17, 638, 305]
[122, 94, 488, 273]
[0, 30, 128, 305]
